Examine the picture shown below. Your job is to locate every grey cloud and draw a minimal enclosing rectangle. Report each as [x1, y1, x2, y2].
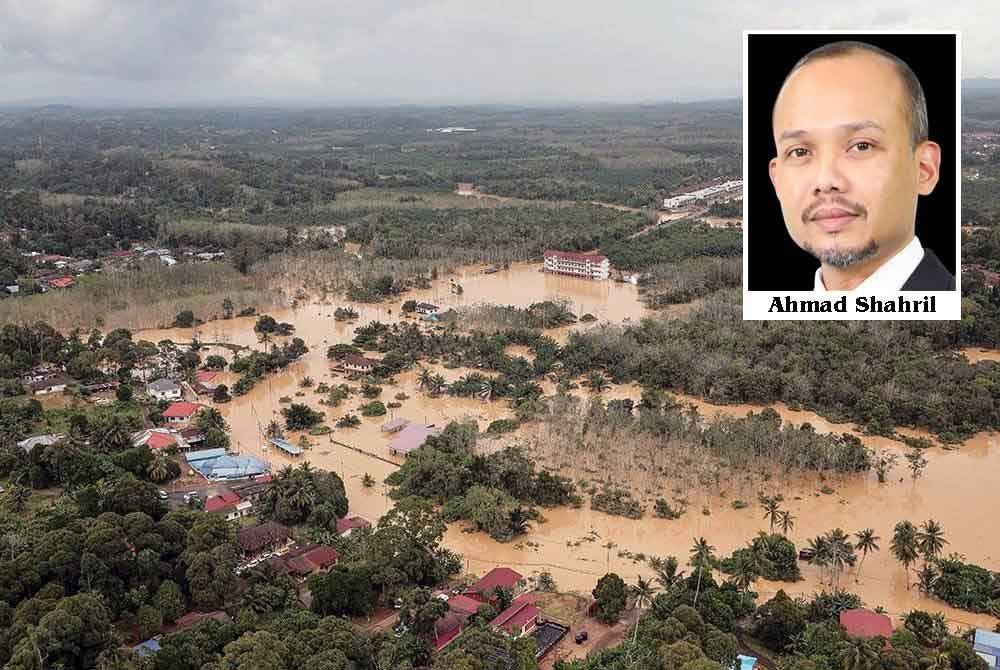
[0, 0, 995, 104]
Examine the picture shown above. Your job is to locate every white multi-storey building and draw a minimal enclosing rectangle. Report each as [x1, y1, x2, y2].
[662, 179, 743, 209]
[543, 250, 610, 280]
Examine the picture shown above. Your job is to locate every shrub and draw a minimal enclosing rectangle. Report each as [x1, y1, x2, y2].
[360, 401, 387, 417]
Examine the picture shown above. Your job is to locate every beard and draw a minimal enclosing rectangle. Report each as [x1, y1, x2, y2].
[803, 239, 879, 268]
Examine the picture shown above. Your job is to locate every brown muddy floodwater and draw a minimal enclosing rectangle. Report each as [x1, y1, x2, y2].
[138, 264, 1000, 631]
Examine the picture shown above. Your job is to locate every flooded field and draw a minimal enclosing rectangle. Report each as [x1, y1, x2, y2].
[138, 263, 1000, 631]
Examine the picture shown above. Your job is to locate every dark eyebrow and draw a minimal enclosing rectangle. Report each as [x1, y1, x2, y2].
[778, 121, 886, 144]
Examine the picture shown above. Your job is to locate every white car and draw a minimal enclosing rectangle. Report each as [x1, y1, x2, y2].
[158, 490, 168, 499]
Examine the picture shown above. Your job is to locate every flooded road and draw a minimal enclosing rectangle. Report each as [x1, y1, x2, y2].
[138, 264, 1000, 630]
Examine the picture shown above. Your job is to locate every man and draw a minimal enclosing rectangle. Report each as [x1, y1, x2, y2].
[768, 40, 953, 291]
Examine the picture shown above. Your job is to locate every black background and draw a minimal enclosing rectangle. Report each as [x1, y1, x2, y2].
[747, 33, 957, 291]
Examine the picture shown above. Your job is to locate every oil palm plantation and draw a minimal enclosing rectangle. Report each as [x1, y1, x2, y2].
[891, 520, 920, 590]
[689, 537, 717, 606]
[628, 576, 658, 643]
[854, 528, 880, 580]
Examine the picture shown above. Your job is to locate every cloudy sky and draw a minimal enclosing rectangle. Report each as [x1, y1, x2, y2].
[1, 0, 996, 105]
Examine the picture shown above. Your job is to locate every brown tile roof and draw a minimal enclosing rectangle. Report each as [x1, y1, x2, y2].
[237, 521, 290, 553]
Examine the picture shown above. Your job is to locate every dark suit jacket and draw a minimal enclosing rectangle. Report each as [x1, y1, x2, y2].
[901, 249, 955, 291]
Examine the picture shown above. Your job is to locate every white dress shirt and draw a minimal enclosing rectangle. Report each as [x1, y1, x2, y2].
[814, 236, 924, 292]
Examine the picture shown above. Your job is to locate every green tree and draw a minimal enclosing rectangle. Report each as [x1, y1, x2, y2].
[689, 537, 717, 606]
[779, 510, 796, 536]
[854, 529, 880, 580]
[761, 496, 781, 533]
[593, 572, 628, 624]
[891, 521, 920, 590]
[154, 579, 185, 624]
[838, 637, 882, 670]
[917, 519, 948, 561]
[628, 575, 658, 643]
[173, 310, 195, 328]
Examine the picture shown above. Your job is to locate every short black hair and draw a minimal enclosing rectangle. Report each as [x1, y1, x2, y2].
[778, 40, 928, 149]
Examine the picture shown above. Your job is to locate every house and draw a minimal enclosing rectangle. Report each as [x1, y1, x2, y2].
[147, 378, 182, 401]
[381, 417, 411, 433]
[839, 609, 893, 646]
[274, 544, 340, 581]
[237, 522, 292, 559]
[204, 491, 247, 520]
[456, 182, 475, 195]
[335, 515, 372, 537]
[109, 250, 136, 259]
[388, 423, 439, 457]
[415, 302, 439, 315]
[491, 594, 540, 639]
[141, 430, 178, 451]
[16, 434, 63, 453]
[342, 354, 378, 373]
[162, 401, 202, 424]
[229, 476, 273, 502]
[464, 567, 525, 603]
[542, 250, 610, 280]
[269, 437, 304, 456]
[974, 629, 1000, 668]
[22, 364, 63, 383]
[195, 370, 219, 385]
[179, 427, 206, 446]
[433, 595, 484, 651]
[44, 276, 74, 289]
[28, 374, 72, 395]
[163, 611, 231, 635]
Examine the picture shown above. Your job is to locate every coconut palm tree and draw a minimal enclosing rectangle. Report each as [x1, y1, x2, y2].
[807, 535, 832, 584]
[854, 529, 880, 580]
[838, 637, 882, 670]
[727, 551, 761, 593]
[689, 537, 717, 606]
[761, 496, 781, 533]
[628, 576, 658, 643]
[147, 451, 174, 483]
[649, 556, 684, 591]
[917, 563, 939, 594]
[778, 510, 796, 536]
[429, 374, 447, 397]
[891, 521, 920, 590]
[479, 378, 497, 402]
[917, 519, 948, 562]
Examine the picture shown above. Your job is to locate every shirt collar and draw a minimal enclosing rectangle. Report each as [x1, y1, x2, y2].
[814, 236, 924, 292]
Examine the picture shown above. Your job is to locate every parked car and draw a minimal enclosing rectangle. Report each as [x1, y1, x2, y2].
[575, 631, 588, 644]
[158, 490, 168, 499]
[798, 547, 816, 561]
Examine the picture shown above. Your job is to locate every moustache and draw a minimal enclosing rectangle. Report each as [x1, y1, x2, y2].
[801, 198, 867, 225]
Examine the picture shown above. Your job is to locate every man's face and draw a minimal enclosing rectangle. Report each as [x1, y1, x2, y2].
[769, 51, 937, 269]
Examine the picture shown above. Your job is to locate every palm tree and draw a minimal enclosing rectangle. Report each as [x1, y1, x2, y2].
[147, 451, 173, 483]
[761, 496, 781, 533]
[429, 374, 447, 397]
[585, 371, 610, 394]
[649, 556, 684, 591]
[507, 507, 531, 537]
[917, 563, 939, 594]
[837, 637, 881, 670]
[417, 368, 433, 391]
[689, 537, 717, 606]
[778, 510, 796, 536]
[808, 535, 831, 584]
[826, 528, 856, 588]
[727, 551, 761, 593]
[917, 519, 948, 562]
[479, 378, 496, 402]
[891, 521, 920, 590]
[265, 420, 284, 440]
[924, 652, 951, 670]
[628, 576, 658, 643]
[854, 529, 880, 580]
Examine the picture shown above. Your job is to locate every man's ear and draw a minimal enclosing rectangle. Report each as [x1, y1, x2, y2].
[915, 141, 941, 196]
[769, 157, 778, 190]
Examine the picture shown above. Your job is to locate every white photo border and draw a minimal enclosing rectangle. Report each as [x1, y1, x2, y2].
[741, 29, 962, 321]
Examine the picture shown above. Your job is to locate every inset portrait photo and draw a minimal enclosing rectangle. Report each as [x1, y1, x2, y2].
[743, 31, 961, 320]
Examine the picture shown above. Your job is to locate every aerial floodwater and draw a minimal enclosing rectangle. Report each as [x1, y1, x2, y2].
[140, 262, 1000, 632]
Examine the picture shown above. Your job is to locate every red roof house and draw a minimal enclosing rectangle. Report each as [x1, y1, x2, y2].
[543, 249, 608, 264]
[146, 432, 178, 450]
[465, 567, 524, 602]
[490, 594, 540, 638]
[335, 515, 372, 536]
[301, 545, 340, 571]
[445, 594, 484, 616]
[196, 370, 219, 383]
[204, 491, 241, 513]
[840, 609, 893, 644]
[163, 401, 202, 423]
[45, 276, 75, 289]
